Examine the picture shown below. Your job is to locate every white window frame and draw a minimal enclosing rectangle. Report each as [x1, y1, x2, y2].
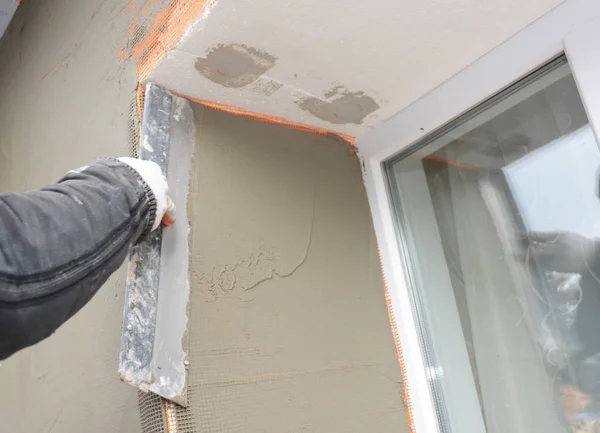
[355, 0, 600, 432]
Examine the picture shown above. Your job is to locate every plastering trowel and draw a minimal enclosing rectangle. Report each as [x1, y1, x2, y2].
[118, 83, 194, 406]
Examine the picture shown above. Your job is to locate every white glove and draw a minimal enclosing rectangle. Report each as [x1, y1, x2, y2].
[117, 157, 176, 231]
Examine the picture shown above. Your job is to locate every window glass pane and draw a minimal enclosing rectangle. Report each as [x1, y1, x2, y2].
[385, 57, 600, 433]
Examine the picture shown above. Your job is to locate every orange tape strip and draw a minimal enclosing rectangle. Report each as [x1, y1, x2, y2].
[163, 399, 178, 433]
[134, 0, 210, 84]
[173, 92, 356, 145]
[378, 249, 417, 433]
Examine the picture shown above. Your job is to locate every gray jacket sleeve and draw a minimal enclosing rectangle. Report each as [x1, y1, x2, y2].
[0, 159, 157, 360]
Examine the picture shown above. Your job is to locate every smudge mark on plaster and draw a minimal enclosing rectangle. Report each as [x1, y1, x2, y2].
[251, 79, 283, 96]
[195, 44, 277, 88]
[192, 203, 314, 304]
[191, 244, 280, 302]
[295, 86, 379, 125]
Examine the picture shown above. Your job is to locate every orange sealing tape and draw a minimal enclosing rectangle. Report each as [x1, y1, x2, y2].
[174, 92, 356, 145]
[378, 248, 417, 433]
[134, 0, 210, 84]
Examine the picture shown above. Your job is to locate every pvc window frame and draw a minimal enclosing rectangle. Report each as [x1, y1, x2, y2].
[354, 0, 600, 432]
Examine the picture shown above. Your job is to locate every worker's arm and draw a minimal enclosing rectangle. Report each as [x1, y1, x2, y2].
[0, 157, 174, 360]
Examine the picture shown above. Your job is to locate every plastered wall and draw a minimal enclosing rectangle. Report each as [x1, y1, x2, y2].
[0, 0, 175, 431]
[172, 105, 409, 432]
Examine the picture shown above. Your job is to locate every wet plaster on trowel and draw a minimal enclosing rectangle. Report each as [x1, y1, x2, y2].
[178, 105, 409, 432]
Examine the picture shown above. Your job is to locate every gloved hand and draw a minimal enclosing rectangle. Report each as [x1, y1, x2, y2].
[520, 231, 598, 274]
[117, 157, 176, 231]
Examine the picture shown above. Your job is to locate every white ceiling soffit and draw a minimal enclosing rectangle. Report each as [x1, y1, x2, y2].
[148, 0, 565, 138]
[0, 0, 18, 41]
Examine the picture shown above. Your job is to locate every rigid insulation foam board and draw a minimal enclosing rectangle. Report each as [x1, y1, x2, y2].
[166, 104, 410, 432]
